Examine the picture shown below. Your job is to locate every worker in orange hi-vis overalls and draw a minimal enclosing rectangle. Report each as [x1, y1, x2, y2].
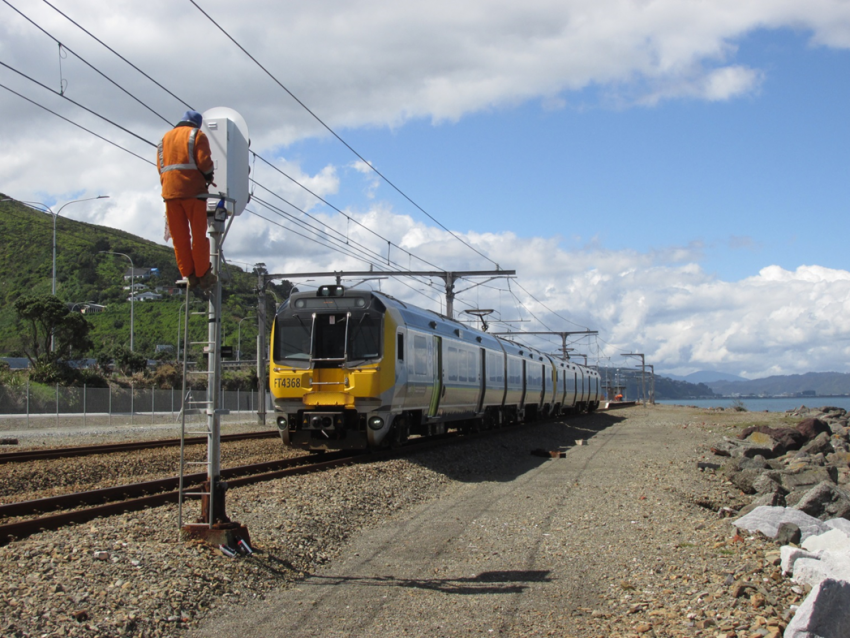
[157, 110, 217, 292]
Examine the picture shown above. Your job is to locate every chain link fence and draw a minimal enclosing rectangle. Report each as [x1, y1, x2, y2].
[0, 383, 265, 430]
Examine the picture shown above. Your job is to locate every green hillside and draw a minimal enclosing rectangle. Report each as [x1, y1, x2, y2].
[0, 195, 290, 360]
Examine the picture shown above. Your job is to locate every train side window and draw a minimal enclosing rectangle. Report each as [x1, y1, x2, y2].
[447, 346, 458, 381]
[397, 333, 404, 361]
[413, 335, 427, 376]
[458, 348, 468, 383]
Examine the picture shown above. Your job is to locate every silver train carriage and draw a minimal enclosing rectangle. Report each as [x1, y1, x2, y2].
[269, 285, 601, 450]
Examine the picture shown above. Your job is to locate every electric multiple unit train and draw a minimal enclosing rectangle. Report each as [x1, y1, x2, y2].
[269, 285, 601, 451]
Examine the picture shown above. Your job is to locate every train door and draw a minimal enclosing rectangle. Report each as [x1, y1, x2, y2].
[476, 348, 485, 413]
[395, 329, 407, 406]
[539, 363, 546, 407]
[428, 336, 442, 418]
[519, 359, 527, 407]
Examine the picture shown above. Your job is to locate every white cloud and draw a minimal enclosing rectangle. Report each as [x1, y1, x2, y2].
[200, 200, 850, 379]
[2, 1, 850, 378]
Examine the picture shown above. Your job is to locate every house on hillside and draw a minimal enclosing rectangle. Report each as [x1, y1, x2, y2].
[130, 291, 162, 302]
[123, 267, 159, 281]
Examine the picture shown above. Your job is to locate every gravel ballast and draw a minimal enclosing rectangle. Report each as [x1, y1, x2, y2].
[0, 405, 813, 637]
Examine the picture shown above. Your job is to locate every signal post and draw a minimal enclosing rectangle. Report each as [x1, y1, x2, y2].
[178, 108, 251, 550]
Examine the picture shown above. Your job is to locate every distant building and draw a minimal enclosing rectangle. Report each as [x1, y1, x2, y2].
[131, 292, 162, 302]
[123, 267, 159, 281]
[799, 390, 817, 397]
[81, 304, 106, 314]
[0, 357, 30, 370]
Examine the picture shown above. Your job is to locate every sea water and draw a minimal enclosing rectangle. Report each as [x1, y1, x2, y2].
[656, 397, 850, 413]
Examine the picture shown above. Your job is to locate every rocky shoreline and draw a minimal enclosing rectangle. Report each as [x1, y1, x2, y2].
[705, 405, 850, 637]
[1, 405, 845, 637]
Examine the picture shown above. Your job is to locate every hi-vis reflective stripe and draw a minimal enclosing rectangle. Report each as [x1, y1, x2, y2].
[158, 128, 200, 174]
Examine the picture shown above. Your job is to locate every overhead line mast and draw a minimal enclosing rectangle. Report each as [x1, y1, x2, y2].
[263, 270, 516, 320]
[491, 330, 599, 361]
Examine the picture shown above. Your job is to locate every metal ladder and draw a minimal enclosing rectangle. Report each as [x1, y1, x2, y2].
[176, 284, 215, 532]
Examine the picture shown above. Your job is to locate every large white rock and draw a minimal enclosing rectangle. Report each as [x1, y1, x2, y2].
[802, 528, 850, 554]
[825, 518, 850, 535]
[781, 547, 823, 576]
[788, 550, 850, 589]
[785, 578, 850, 638]
[733, 506, 829, 541]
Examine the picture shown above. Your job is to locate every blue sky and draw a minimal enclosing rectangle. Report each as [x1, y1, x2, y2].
[2, 1, 850, 377]
[291, 28, 850, 282]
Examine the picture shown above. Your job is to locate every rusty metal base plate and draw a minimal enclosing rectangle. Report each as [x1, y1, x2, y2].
[181, 523, 251, 549]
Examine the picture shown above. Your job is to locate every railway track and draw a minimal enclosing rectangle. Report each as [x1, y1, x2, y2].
[0, 430, 470, 546]
[0, 430, 280, 464]
[0, 449, 362, 546]
[0, 414, 579, 546]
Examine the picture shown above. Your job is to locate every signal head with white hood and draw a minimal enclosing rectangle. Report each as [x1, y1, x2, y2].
[201, 107, 250, 216]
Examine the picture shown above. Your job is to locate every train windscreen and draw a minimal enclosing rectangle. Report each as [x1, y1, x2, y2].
[277, 315, 311, 361]
[274, 309, 382, 366]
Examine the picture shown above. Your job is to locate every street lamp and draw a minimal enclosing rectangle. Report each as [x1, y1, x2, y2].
[3, 196, 108, 351]
[52, 197, 109, 294]
[100, 251, 134, 351]
[237, 315, 255, 361]
[1, 196, 110, 294]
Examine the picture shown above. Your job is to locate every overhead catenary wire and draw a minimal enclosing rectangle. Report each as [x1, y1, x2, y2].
[5, 5, 591, 340]
[0, 67, 447, 307]
[26, 0, 452, 279]
[1, 73, 573, 336]
[2, 0, 173, 126]
[39, 0, 194, 111]
[188, 0, 501, 270]
[13, 2, 510, 300]
[248, 196, 467, 308]
[0, 82, 154, 165]
[0, 54, 444, 292]
[0, 60, 157, 148]
[247, 207, 447, 308]
[251, 155, 444, 272]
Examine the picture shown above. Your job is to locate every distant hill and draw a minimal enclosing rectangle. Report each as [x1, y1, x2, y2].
[706, 372, 850, 397]
[664, 371, 748, 383]
[0, 196, 291, 359]
[600, 368, 715, 400]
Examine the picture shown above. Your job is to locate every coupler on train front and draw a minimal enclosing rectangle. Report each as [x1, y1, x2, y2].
[275, 407, 392, 451]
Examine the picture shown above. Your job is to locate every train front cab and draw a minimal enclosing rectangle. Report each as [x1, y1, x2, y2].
[269, 286, 396, 450]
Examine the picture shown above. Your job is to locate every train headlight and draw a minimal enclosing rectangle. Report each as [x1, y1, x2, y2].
[368, 416, 384, 430]
[276, 416, 287, 430]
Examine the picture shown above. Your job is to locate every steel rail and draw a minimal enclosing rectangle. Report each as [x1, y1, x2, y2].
[0, 430, 279, 464]
[0, 414, 579, 546]
[0, 450, 362, 545]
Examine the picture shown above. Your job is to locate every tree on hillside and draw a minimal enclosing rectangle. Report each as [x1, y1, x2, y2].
[111, 345, 147, 376]
[14, 295, 94, 364]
